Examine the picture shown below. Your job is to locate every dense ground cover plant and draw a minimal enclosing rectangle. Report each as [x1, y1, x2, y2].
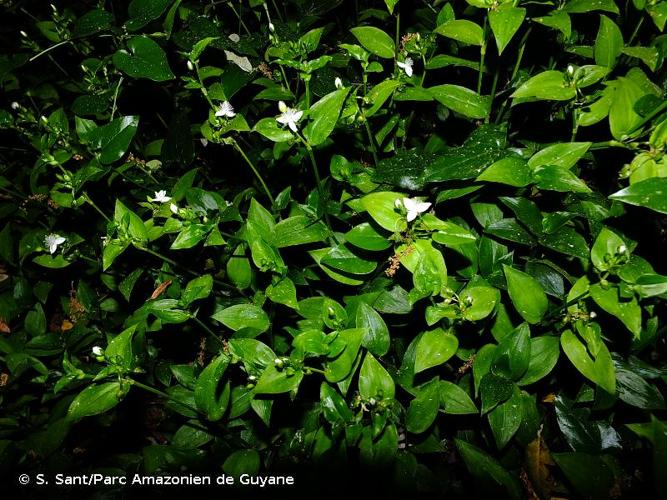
[1, 0, 667, 496]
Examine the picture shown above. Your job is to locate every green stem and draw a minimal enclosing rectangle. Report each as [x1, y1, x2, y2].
[131, 379, 200, 415]
[477, 19, 488, 94]
[362, 111, 380, 165]
[82, 192, 110, 222]
[110, 77, 124, 122]
[192, 316, 225, 348]
[228, 1, 251, 35]
[298, 135, 334, 237]
[231, 140, 274, 204]
[304, 366, 326, 375]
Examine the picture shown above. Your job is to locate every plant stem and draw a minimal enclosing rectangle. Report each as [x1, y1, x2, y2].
[362, 111, 380, 165]
[231, 140, 274, 204]
[298, 135, 334, 237]
[305, 366, 326, 375]
[130, 379, 200, 415]
[110, 77, 124, 122]
[82, 192, 111, 222]
[192, 315, 225, 348]
[477, 19, 488, 94]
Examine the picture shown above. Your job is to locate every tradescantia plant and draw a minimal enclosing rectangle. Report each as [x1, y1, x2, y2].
[1, 0, 666, 496]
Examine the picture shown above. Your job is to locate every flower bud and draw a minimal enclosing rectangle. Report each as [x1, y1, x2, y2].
[248, 375, 257, 383]
[92, 346, 104, 356]
[334, 77, 343, 89]
[187, 60, 194, 71]
[617, 244, 627, 254]
[567, 64, 574, 76]
[269, 22, 275, 33]
[274, 358, 284, 369]
[589, 311, 597, 319]
[10, 102, 19, 110]
[20, 30, 28, 38]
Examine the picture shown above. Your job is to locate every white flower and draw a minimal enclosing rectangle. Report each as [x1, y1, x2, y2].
[567, 64, 575, 76]
[150, 190, 171, 203]
[44, 233, 66, 254]
[617, 244, 627, 254]
[276, 101, 303, 133]
[397, 57, 414, 77]
[334, 77, 343, 89]
[187, 60, 194, 71]
[170, 203, 179, 214]
[269, 22, 275, 33]
[215, 101, 236, 118]
[402, 197, 431, 222]
[92, 346, 104, 356]
[20, 30, 28, 38]
[589, 311, 597, 319]
[10, 102, 20, 110]
[228, 33, 240, 43]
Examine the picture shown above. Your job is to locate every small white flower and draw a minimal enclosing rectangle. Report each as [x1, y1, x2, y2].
[44, 233, 66, 254]
[186, 60, 194, 71]
[150, 190, 171, 203]
[567, 64, 575, 76]
[402, 197, 431, 222]
[20, 30, 28, 38]
[334, 77, 343, 89]
[92, 346, 104, 356]
[170, 203, 179, 214]
[617, 244, 627, 254]
[276, 101, 303, 133]
[10, 102, 20, 110]
[215, 101, 236, 118]
[228, 33, 240, 43]
[397, 57, 414, 77]
[589, 311, 597, 319]
[200, 138, 209, 147]
[269, 22, 275, 33]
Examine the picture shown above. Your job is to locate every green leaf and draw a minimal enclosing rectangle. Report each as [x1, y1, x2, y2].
[414, 328, 458, 374]
[533, 165, 592, 193]
[552, 452, 615, 499]
[435, 20, 484, 46]
[212, 304, 270, 335]
[591, 227, 626, 271]
[105, 325, 137, 370]
[194, 354, 231, 421]
[489, 6, 526, 55]
[517, 336, 560, 385]
[480, 372, 514, 414]
[528, 142, 591, 170]
[455, 439, 521, 499]
[67, 382, 126, 421]
[460, 286, 499, 321]
[563, 0, 620, 14]
[321, 244, 377, 275]
[609, 178, 667, 215]
[81, 116, 139, 165]
[266, 277, 298, 309]
[114, 200, 147, 242]
[350, 26, 395, 59]
[126, 0, 173, 31]
[227, 245, 252, 289]
[590, 284, 642, 336]
[253, 117, 293, 142]
[345, 223, 391, 251]
[511, 71, 575, 101]
[273, 216, 329, 248]
[608, 77, 645, 140]
[594, 15, 623, 68]
[440, 381, 478, 414]
[560, 329, 616, 393]
[366, 80, 402, 117]
[254, 365, 303, 394]
[503, 265, 548, 324]
[488, 388, 523, 449]
[358, 353, 395, 400]
[113, 36, 174, 82]
[170, 224, 209, 250]
[223, 449, 260, 476]
[303, 87, 351, 145]
[181, 275, 213, 307]
[325, 328, 365, 382]
[616, 368, 666, 410]
[492, 323, 531, 381]
[429, 84, 490, 119]
[406, 379, 440, 433]
[359, 191, 406, 232]
[356, 302, 390, 356]
[477, 157, 531, 187]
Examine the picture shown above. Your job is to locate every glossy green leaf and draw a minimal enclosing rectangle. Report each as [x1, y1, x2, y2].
[503, 265, 548, 324]
[113, 36, 174, 82]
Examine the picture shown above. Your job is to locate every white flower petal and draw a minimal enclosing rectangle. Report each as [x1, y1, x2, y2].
[292, 110, 303, 122]
[278, 101, 288, 113]
[288, 121, 298, 132]
[406, 211, 418, 222]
